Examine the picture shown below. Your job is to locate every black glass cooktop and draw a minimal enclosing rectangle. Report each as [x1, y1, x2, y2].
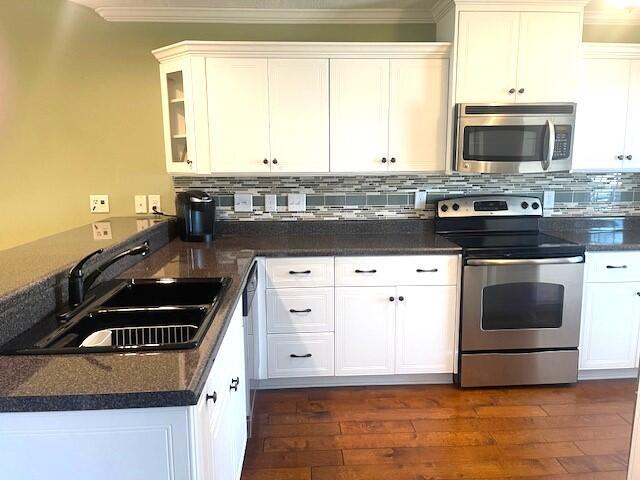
[441, 232, 585, 258]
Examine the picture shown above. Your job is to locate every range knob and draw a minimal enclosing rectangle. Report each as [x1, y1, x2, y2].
[440, 204, 449, 213]
[532, 202, 540, 210]
[521, 201, 529, 209]
[452, 203, 460, 211]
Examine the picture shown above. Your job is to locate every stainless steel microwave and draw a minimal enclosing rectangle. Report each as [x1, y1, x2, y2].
[454, 103, 576, 174]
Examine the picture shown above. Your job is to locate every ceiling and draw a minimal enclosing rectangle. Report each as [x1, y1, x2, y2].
[67, 0, 640, 25]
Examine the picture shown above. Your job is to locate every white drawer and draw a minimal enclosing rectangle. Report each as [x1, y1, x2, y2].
[267, 287, 334, 334]
[266, 257, 334, 288]
[335, 256, 397, 286]
[394, 255, 458, 286]
[586, 251, 640, 283]
[335, 255, 459, 286]
[267, 333, 335, 378]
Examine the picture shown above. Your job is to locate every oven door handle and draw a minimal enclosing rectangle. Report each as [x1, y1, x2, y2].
[466, 256, 584, 266]
[542, 119, 555, 171]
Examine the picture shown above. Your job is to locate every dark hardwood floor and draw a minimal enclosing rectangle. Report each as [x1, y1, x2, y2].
[241, 379, 636, 480]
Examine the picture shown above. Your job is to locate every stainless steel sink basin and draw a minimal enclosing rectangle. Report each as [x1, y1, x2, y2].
[0, 278, 231, 354]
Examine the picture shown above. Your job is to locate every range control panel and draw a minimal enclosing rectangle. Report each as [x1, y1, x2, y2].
[437, 196, 542, 218]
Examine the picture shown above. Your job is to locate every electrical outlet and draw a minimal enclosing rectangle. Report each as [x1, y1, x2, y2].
[543, 191, 555, 209]
[89, 195, 110, 213]
[414, 190, 427, 210]
[134, 195, 148, 214]
[288, 193, 306, 212]
[92, 221, 112, 240]
[264, 194, 277, 213]
[234, 193, 253, 212]
[148, 195, 161, 214]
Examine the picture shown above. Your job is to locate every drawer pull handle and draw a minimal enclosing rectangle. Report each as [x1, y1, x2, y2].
[290, 353, 312, 358]
[290, 308, 312, 313]
[289, 270, 311, 275]
[637, 292, 640, 297]
[606, 265, 628, 269]
[355, 269, 377, 274]
[229, 377, 240, 391]
[417, 268, 438, 273]
[206, 392, 217, 403]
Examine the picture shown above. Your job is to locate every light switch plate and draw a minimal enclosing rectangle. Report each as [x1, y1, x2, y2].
[288, 193, 306, 212]
[234, 193, 253, 212]
[89, 195, 109, 213]
[414, 190, 427, 210]
[264, 194, 277, 213]
[134, 195, 147, 214]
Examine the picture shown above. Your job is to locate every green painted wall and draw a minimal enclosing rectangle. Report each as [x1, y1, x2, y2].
[0, 0, 435, 251]
[584, 25, 640, 43]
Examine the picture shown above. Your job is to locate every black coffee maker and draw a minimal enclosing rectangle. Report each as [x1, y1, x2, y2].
[175, 191, 216, 242]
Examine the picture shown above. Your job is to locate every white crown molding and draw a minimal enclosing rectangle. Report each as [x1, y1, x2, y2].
[432, 0, 454, 23]
[152, 40, 451, 61]
[93, 6, 435, 23]
[583, 9, 640, 25]
[583, 42, 640, 58]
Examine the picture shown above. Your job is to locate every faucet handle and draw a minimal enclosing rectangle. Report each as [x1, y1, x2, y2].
[69, 248, 104, 277]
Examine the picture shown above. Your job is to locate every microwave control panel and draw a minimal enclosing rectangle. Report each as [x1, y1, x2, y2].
[552, 125, 572, 160]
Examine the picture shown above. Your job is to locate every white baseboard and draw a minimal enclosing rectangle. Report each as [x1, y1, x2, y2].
[578, 368, 638, 381]
[256, 373, 453, 389]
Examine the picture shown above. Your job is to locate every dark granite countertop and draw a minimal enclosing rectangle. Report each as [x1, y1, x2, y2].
[2, 217, 640, 413]
[0, 226, 459, 412]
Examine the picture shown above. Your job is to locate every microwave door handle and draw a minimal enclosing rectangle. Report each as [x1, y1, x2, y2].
[542, 120, 555, 171]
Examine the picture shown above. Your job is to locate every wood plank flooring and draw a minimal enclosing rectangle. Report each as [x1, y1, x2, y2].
[241, 380, 636, 480]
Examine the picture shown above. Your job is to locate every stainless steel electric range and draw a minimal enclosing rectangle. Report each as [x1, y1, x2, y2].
[435, 196, 586, 388]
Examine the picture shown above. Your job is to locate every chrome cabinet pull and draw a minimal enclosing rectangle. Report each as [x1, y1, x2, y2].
[416, 268, 438, 273]
[627, 155, 634, 160]
[389, 296, 395, 302]
[289, 308, 312, 314]
[618, 155, 625, 160]
[355, 269, 377, 274]
[289, 270, 311, 275]
[518, 88, 525, 94]
[508, 88, 516, 94]
[206, 392, 217, 403]
[229, 377, 240, 391]
[290, 353, 312, 358]
[606, 265, 628, 269]
[381, 157, 388, 164]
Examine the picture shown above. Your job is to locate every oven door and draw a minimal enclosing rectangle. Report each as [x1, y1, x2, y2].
[455, 113, 574, 174]
[461, 256, 584, 351]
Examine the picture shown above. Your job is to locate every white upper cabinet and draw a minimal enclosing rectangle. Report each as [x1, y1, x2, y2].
[515, 12, 581, 103]
[456, 11, 519, 104]
[268, 59, 329, 174]
[206, 58, 271, 173]
[625, 60, 640, 170]
[330, 59, 391, 173]
[573, 45, 640, 172]
[159, 56, 210, 174]
[389, 58, 448, 172]
[574, 58, 631, 171]
[455, 11, 581, 104]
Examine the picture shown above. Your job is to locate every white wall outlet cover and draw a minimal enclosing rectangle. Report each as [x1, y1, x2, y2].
[234, 193, 253, 212]
[92, 221, 113, 240]
[543, 191, 555, 209]
[134, 195, 147, 214]
[288, 193, 306, 212]
[89, 195, 109, 213]
[148, 195, 161, 213]
[264, 194, 277, 213]
[414, 190, 427, 210]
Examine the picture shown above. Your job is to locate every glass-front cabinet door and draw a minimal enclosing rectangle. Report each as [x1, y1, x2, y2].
[159, 57, 209, 174]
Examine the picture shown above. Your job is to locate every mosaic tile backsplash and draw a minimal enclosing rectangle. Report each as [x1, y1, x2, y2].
[173, 172, 640, 221]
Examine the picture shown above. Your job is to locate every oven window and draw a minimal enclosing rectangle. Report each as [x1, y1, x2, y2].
[482, 282, 564, 330]
[463, 125, 545, 162]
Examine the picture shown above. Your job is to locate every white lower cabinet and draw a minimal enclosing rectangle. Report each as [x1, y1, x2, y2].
[0, 301, 248, 480]
[335, 287, 397, 376]
[580, 282, 640, 371]
[395, 285, 457, 374]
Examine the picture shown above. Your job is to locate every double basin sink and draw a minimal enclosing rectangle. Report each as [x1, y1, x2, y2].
[1, 278, 230, 355]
